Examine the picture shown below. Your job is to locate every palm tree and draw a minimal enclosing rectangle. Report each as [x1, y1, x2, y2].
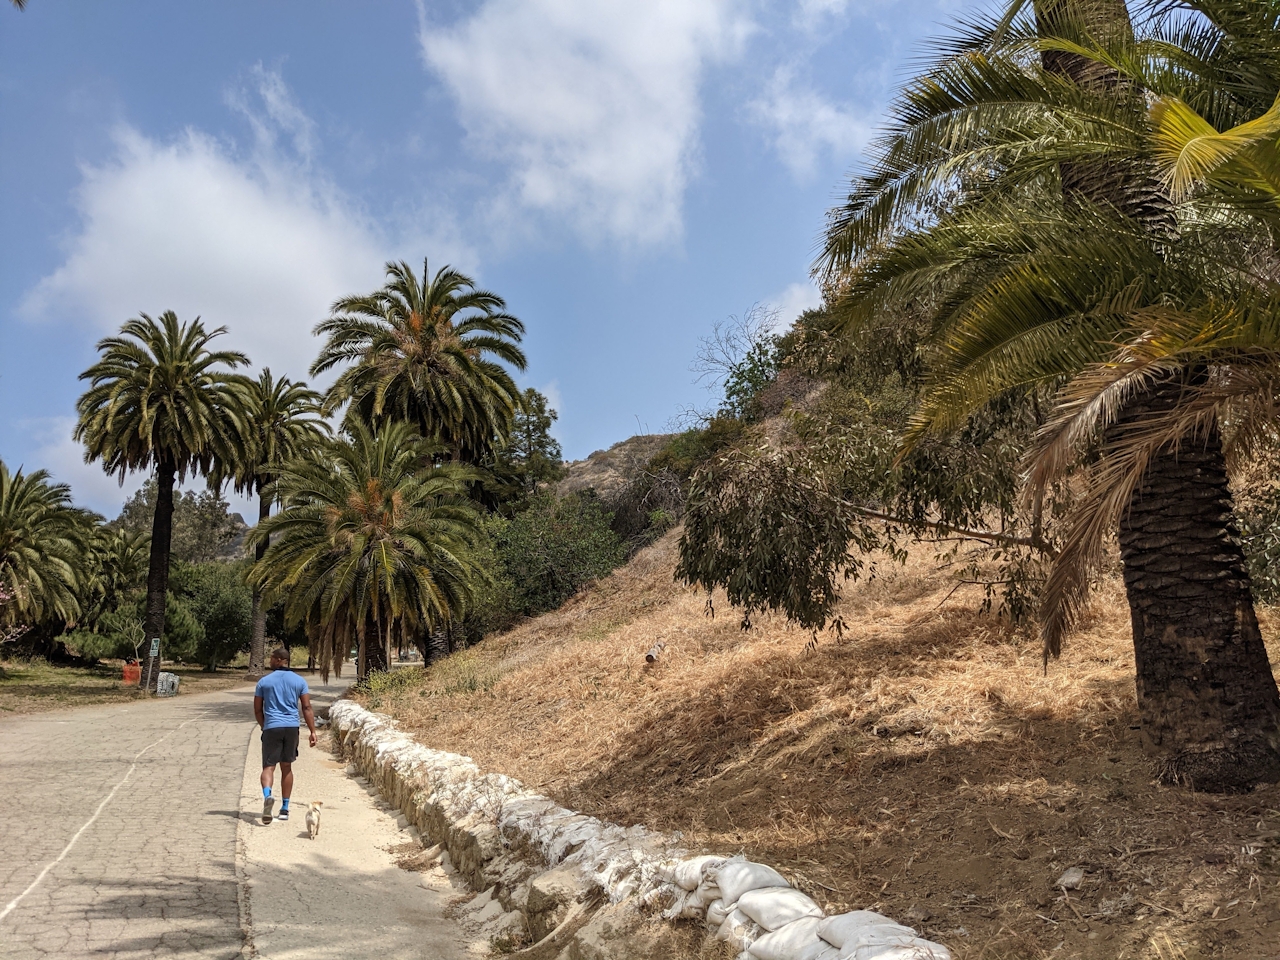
[75, 312, 249, 690]
[818, 0, 1280, 790]
[0, 461, 88, 636]
[76, 526, 150, 632]
[311, 258, 527, 464]
[249, 419, 484, 681]
[216, 369, 327, 678]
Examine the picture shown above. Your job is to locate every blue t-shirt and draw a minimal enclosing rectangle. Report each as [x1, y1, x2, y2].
[255, 669, 310, 730]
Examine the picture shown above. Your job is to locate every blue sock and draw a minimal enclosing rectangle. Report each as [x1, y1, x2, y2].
[263, 786, 272, 799]
[281, 798, 290, 810]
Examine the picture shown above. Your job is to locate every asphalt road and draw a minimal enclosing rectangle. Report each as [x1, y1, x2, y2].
[1, 685, 254, 959]
[0, 675, 469, 960]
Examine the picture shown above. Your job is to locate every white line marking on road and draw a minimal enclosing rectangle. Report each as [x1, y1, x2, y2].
[0, 718, 196, 923]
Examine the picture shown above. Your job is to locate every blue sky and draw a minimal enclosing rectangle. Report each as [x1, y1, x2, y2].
[0, 0, 964, 519]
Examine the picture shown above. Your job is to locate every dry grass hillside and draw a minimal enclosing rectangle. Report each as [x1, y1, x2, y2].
[357, 531, 1280, 960]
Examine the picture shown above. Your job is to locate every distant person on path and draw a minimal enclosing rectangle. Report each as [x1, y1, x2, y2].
[254, 646, 317, 825]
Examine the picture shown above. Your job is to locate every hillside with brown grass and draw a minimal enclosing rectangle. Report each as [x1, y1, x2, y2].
[355, 531, 1280, 960]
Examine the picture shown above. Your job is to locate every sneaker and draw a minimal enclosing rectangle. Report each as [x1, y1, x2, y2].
[278, 807, 290, 822]
[262, 796, 276, 824]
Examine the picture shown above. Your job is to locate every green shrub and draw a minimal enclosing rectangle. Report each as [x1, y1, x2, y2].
[488, 492, 626, 620]
[648, 417, 746, 481]
[169, 561, 252, 669]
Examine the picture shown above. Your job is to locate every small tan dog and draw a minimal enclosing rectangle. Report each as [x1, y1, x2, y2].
[305, 801, 323, 839]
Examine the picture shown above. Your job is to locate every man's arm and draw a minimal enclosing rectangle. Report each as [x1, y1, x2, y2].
[254, 695, 265, 729]
[300, 693, 317, 748]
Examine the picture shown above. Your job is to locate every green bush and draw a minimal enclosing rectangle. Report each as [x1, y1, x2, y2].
[648, 417, 746, 481]
[65, 593, 204, 663]
[170, 561, 252, 669]
[486, 492, 626, 621]
[66, 608, 145, 661]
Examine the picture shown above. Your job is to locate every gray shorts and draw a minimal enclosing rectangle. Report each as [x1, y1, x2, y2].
[261, 726, 300, 767]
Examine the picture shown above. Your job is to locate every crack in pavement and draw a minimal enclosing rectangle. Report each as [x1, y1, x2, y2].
[0, 717, 196, 924]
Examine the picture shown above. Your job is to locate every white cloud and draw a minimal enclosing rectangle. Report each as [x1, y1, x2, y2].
[419, 0, 750, 246]
[751, 66, 873, 178]
[25, 417, 144, 518]
[538, 380, 563, 419]
[226, 63, 318, 163]
[795, 0, 851, 27]
[769, 280, 822, 328]
[19, 70, 469, 383]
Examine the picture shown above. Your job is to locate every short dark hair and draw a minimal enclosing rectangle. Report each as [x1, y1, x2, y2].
[270, 646, 289, 662]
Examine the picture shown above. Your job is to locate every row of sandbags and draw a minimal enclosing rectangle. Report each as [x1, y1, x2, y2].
[655, 855, 952, 960]
[330, 701, 951, 960]
[330, 701, 675, 897]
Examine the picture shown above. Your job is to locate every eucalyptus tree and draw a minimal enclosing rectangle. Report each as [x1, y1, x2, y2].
[249, 419, 485, 681]
[0, 461, 88, 636]
[75, 312, 249, 689]
[311, 258, 527, 464]
[217, 368, 327, 677]
[817, 0, 1280, 789]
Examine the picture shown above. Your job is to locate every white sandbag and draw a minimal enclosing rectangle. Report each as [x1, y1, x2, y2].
[662, 887, 709, 921]
[748, 916, 840, 960]
[818, 911, 910, 948]
[661, 879, 723, 921]
[717, 907, 762, 949]
[736, 885, 823, 931]
[714, 859, 791, 904]
[848, 942, 952, 960]
[690, 882, 721, 908]
[706, 898, 730, 930]
[842, 924, 932, 955]
[657, 855, 726, 891]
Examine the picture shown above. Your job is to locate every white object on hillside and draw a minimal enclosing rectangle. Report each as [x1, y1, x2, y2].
[1055, 866, 1084, 890]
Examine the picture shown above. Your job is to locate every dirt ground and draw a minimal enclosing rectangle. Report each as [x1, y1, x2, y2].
[0, 659, 252, 715]
[358, 532, 1280, 960]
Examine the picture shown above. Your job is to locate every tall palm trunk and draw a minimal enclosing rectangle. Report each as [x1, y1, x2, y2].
[365, 632, 389, 673]
[1113, 381, 1280, 791]
[357, 619, 368, 680]
[248, 483, 271, 678]
[1038, 0, 1280, 789]
[140, 458, 176, 692]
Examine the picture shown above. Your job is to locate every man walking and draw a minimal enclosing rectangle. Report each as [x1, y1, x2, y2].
[254, 646, 317, 825]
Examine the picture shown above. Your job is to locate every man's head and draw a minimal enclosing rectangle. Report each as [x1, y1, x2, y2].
[269, 646, 289, 669]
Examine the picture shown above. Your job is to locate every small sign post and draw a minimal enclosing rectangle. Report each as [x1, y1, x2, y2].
[145, 637, 160, 693]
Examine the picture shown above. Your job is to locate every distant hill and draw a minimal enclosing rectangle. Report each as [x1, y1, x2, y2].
[216, 513, 251, 561]
[556, 433, 672, 500]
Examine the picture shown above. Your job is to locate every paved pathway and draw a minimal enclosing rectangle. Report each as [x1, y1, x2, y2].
[0, 675, 472, 960]
[240, 721, 470, 960]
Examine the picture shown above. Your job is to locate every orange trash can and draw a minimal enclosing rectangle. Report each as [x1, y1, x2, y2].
[122, 663, 141, 685]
